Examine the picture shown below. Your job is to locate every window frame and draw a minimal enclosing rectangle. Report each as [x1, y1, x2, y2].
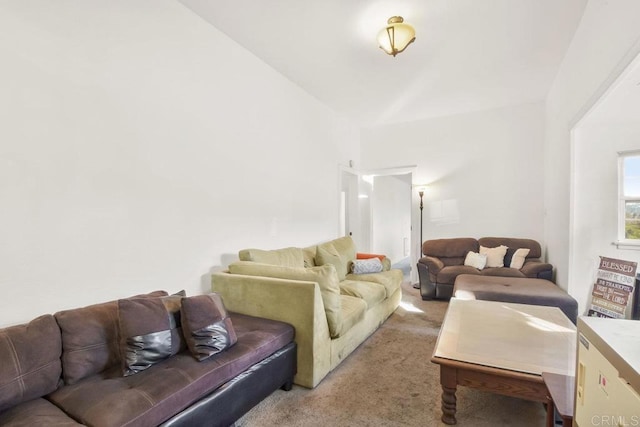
[618, 150, 640, 244]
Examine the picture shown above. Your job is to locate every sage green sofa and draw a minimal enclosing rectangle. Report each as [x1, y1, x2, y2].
[211, 236, 403, 388]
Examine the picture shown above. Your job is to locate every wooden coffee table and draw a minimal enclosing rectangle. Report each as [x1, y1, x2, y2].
[431, 299, 576, 425]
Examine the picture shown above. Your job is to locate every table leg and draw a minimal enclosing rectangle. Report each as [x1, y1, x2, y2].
[440, 366, 457, 425]
[442, 385, 457, 424]
[545, 399, 555, 427]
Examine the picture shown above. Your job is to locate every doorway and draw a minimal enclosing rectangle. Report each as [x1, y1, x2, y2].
[340, 166, 415, 279]
[371, 174, 412, 265]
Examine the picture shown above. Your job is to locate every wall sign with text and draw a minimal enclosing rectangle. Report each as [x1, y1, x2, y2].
[588, 256, 637, 319]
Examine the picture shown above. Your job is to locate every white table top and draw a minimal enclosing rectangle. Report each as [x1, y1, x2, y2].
[433, 299, 577, 376]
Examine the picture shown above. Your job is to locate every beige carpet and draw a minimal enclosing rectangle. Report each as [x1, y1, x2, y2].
[236, 281, 547, 426]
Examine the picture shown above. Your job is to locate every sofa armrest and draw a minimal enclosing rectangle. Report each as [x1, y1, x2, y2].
[418, 256, 444, 274]
[211, 272, 331, 388]
[520, 261, 554, 281]
[416, 262, 436, 300]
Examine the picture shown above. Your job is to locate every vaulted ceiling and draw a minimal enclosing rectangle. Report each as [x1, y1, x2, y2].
[583, 54, 640, 125]
[180, 0, 588, 126]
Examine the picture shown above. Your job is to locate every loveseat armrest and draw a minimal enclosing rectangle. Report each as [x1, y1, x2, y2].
[520, 261, 554, 282]
[418, 256, 444, 274]
[416, 262, 438, 300]
[417, 256, 444, 300]
[212, 272, 330, 388]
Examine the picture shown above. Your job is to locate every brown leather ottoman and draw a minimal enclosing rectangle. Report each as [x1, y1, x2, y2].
[453, 274, 578, 324]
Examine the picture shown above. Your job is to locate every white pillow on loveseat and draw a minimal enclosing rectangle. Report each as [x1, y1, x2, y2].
[509, 248, 530, 269]
[464, 251, 487, 270]
[480, 245, 508, 268]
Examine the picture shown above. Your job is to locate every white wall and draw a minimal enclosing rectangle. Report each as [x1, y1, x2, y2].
[355, 174, 372, 252]
[0, 1, 359, 326]
[544, 0, 640, 300]
[371, 174, 411, 263]
[361, 102, 546, 260]
[570, 124, 640, 313]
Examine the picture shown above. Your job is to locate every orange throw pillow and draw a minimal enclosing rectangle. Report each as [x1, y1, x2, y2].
[356, 253, 386, 261]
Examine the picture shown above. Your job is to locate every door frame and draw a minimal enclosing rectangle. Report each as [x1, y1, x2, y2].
[339, 164, 417, 278]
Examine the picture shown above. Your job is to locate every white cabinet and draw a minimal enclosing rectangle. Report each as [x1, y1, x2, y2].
[575, 317, 640, 427]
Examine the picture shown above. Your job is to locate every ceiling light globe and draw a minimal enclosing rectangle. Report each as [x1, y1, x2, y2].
[378, 16, 416, 57]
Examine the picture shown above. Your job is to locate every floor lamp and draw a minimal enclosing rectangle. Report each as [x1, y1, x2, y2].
[413, 188, 425, 289]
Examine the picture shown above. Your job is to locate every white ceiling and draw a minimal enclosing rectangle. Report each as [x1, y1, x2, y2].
[179, 0, 588, 127]
[582, 52, 640, 125]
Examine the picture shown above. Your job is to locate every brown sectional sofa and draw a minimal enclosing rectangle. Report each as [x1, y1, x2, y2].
[417, 237, 553, 300]
[0, 291, 296, 427]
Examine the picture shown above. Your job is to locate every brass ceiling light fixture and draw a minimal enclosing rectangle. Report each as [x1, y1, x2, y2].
[377, 16, 416, 57]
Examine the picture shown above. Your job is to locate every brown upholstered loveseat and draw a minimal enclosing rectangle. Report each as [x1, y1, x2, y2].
[417, 237, 553, 300]
[0, 290, 296, 427]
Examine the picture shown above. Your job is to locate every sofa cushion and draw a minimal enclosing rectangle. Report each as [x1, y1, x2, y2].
[0, 398, 82, 426]
[56, 300, 119, 386]
[423, 238, 478, 258]
[55, 290, 168, 385]
[480, 245, 508, 268]
[239, 247, 304, 268]
[228, 261, 342, 338]
[315, 245, 344, 279]
[464, 251, 487, 270]
[0, 315, 62, 412]
[316, 236, 356, 281]
[181, 294, 237, 361]
[330, 236, 357, 260]
[480, 267, 526, 278]
[118, 294, 186, 376]
[350, 258, 383, 274]
[356, 253, 385, 261]
[339, 280, 386, 309]
[302, 245, 317, 268]
[336, 295, 367, 338]
[509, 248, 531, 269]
[47, 314, 294, 427]
[345, 269, 402, 298]
[437, 265, 481, 285]
[356, 253, 392, 271]
[478, 237, 542, 259]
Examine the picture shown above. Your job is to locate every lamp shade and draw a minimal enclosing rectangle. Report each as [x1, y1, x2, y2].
[377, 16, 416, 57]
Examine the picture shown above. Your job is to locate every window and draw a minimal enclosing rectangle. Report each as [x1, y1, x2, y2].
[619, 152, 640, 242]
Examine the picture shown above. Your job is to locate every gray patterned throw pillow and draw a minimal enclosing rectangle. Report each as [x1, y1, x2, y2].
[351, 258, 384, 274]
